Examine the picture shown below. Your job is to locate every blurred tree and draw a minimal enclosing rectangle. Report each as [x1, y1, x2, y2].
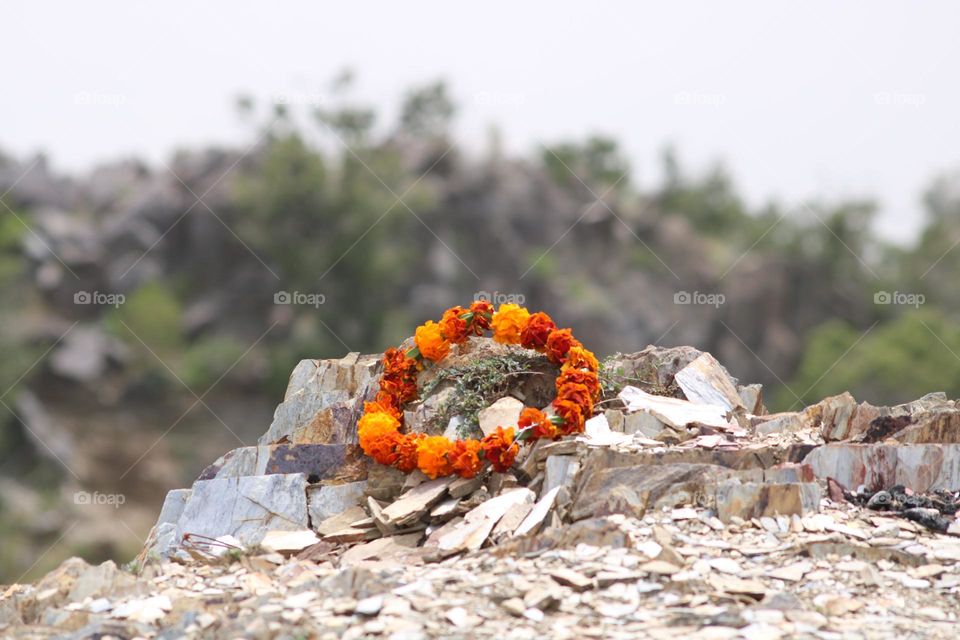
[399, 81, 455, 140]
[542, 135, 630, 192]
[775, 310, 960, 410]
[0, 206, 41, 403]
[657, 147, 748, 236]
[315, 70, 377, 145]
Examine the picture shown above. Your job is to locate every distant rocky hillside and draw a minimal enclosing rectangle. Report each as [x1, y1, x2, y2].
[1, 81, 957, 582]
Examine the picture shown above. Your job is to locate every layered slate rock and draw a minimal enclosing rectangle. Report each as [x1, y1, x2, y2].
[715, 480, 820, 522]
[258, 352, 380, 445]
[804, 443, 960, 492]
[174, 473, 310, 547]
[570, 463, 733, 521]
[139, 342, 960, 570]
[808, 391, 954, 443]
[197, 443, 366, 482]
[149, 489, 192, 559]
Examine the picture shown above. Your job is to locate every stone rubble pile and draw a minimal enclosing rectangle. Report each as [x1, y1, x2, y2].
[4, 343, 960, 638]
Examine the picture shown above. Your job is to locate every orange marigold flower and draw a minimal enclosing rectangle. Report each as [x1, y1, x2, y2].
[380, 377, 418, 404]
[517, 406, 558, 440]
[468, 300, 494, 333]
[520, 312, 556, 351]
[556, 382, 594, 415]
[440, 306, 470, 344]
[564, 345, 599, 373]
[545, 328, 582, 364]
[557, 368, 601, 401]
[368, 429, 402, 466]
[449, 439, 484, 478]
[481, 426, 519, 473]
[357, 412, 402, 465]
[395, 432, 425, 473]
[415, 320, 451, 362]
[383, 347, 418, 378]
[553, 398, 586, 435]
[416, 435, 455, 479]
[491, 304, 530, 345]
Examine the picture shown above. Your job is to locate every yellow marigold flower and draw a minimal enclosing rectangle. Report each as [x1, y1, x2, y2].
[491, 304, 530, 345]
[416, 435, 454, 479]
[357, 412, 402, 465]
[415, 320, 451, 361]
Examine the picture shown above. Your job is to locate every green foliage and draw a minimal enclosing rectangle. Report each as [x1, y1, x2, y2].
[598, 354, 679, 400]
[658, 148, 748, 237]
[542, 135, 629, 190]
[775, 311, 960, 411]
[0, 206, 41, 402]
[179, 335, 248, 390]
[421, 352, 546, 437]
[105, 282, 184, 352]
[399, 81, 455, 139]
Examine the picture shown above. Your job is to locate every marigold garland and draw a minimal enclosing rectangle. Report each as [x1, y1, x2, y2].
[357, 303, 601, 479]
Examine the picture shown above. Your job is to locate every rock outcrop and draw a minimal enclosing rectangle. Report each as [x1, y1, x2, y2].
[6, 343, 960, 638]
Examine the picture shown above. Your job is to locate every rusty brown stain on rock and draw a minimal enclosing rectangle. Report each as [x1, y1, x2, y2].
[859, 415, 914, 443]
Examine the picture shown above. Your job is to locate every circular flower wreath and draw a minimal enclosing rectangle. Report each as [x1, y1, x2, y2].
[357, 302, 600, 480]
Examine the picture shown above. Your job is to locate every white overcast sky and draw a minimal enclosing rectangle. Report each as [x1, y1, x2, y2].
[4, 1, 959, 242]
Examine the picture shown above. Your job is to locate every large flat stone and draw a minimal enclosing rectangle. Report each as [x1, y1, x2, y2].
[570, 463, 733, 521]
[715, 481, 820, 522]
[577, 443, 815, 474]
[174, 473, 310, 547]
[619, 386, 737, 431]
[675, 352, 745, 412]
[378, 477, 455, 527]
[258, 353, 380, 445]
[150, 488, 192, 558]
[804, 443, 960, 492]
[197, 443, 366, 482]
[478, 397, 524, 438]
[307, 481, 368, 524]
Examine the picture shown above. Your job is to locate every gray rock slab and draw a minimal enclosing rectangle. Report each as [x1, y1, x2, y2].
[307, 481, 368, 525]
[175, 473, 310, 547]
[197, 443, 366, 482]
[804, 443, 960, 492]
[543, 455, 580, 495]
[675, 352, 745, 412]
[149, 488, 192, 558]
[258, 353, 379, 445]
[715, 480, 820, 522]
